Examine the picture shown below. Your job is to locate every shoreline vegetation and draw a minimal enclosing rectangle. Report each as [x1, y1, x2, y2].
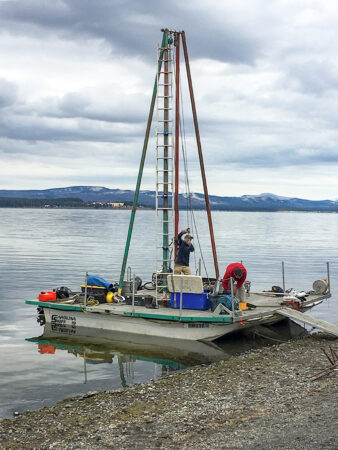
[0, 336, 336, 449]
[0, 197, 337, 212]
[0, 197, 135, 209]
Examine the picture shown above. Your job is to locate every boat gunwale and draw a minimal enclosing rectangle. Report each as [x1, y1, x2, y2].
[25, 300, 233, 323]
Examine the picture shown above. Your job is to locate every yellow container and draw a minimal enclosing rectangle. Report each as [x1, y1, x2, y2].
[106, 292, 114, 303]
[238, 302, 247, 311]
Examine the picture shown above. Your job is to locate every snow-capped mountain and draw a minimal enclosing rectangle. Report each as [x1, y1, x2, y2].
[0, 186, 337, 211]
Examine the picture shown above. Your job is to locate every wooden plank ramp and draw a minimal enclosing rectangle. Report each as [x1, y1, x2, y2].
[277, 307, 338, 337]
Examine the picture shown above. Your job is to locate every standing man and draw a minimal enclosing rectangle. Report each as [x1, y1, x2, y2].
[174, 229, 194, 275]
[222, 262, 247, 301]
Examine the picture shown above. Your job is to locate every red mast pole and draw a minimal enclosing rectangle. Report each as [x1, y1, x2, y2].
[181, 31, 220, 279]
[174, 32, 180, 256]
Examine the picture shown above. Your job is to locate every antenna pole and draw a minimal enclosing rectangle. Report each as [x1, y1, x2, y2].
[181, 31, 219, 279]
[174, 32, 180, 256]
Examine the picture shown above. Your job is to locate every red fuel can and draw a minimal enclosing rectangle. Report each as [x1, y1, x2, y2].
[38, 291, 57, 302]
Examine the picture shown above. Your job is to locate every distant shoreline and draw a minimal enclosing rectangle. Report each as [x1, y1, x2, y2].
[0, 206, 337, 213]
[1, 187, 338, 213]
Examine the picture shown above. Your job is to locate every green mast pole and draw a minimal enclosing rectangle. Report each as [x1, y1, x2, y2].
[118, 30, 168, 295]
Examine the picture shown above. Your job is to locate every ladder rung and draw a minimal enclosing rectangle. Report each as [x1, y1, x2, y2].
[157, 108, 172, 110]
[158, 71, 173, 74]
[157, 95, 173, 98]
[157, 146, 173, 149]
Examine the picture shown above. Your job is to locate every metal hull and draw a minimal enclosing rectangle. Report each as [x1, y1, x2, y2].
[43, 307, 269, 342]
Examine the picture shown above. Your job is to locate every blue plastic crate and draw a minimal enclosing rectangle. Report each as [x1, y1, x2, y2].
[170, 292, 210, 310]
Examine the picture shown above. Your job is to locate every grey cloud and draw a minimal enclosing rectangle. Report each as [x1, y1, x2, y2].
[0, 113, 143, 143]
[0, 0, 74, 31]
[286, 59, 338, 95]
[0, 0, 260, 64]
[60, 92, 90, 114]
[0, 79, 17, 108]
[57, 91, 149, 124]
[14, 94, 147, 125]
[0, 137, 147, 173]
[206, 143, 338, 168]
[1, 87, 151, 144]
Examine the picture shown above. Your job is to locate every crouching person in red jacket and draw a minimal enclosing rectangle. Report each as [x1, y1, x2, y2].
[222, 263, 247, 301]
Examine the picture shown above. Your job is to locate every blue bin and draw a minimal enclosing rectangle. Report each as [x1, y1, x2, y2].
[170, 292, 210, 310]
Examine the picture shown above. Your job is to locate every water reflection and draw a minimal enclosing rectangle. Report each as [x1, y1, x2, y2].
[27, 323, 230, 375]
[26, 319, 308, 389]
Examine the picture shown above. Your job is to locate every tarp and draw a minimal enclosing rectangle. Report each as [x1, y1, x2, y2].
[87, 275, 113, 291]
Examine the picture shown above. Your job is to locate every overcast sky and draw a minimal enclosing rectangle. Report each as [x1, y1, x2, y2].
[1, 0, 338, 200]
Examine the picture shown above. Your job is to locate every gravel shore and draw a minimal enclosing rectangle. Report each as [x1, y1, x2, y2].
[0, 337, 337, 449]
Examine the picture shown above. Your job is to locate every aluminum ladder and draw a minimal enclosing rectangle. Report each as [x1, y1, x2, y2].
[154, 39, 175, 303]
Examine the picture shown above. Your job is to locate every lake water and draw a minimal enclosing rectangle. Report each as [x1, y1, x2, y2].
[0, 209, 337, 419]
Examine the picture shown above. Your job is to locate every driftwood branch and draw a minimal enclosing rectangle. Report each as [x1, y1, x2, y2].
[310, 345, 338, 381]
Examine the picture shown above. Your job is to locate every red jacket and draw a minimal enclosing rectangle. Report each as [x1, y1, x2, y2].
[222, 263, 247, 291]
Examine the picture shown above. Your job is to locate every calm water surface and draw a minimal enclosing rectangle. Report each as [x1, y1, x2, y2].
[0, 209, 337, 419]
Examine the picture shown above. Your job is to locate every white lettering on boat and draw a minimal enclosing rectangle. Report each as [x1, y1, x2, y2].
[51, 314, 76, 334]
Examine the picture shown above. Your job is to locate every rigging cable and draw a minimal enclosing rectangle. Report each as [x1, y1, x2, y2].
[178, 67, 210, 280]
[175, 61, 196, 270]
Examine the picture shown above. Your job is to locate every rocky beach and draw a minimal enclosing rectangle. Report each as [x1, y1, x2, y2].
[0, 337, 337, 449]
